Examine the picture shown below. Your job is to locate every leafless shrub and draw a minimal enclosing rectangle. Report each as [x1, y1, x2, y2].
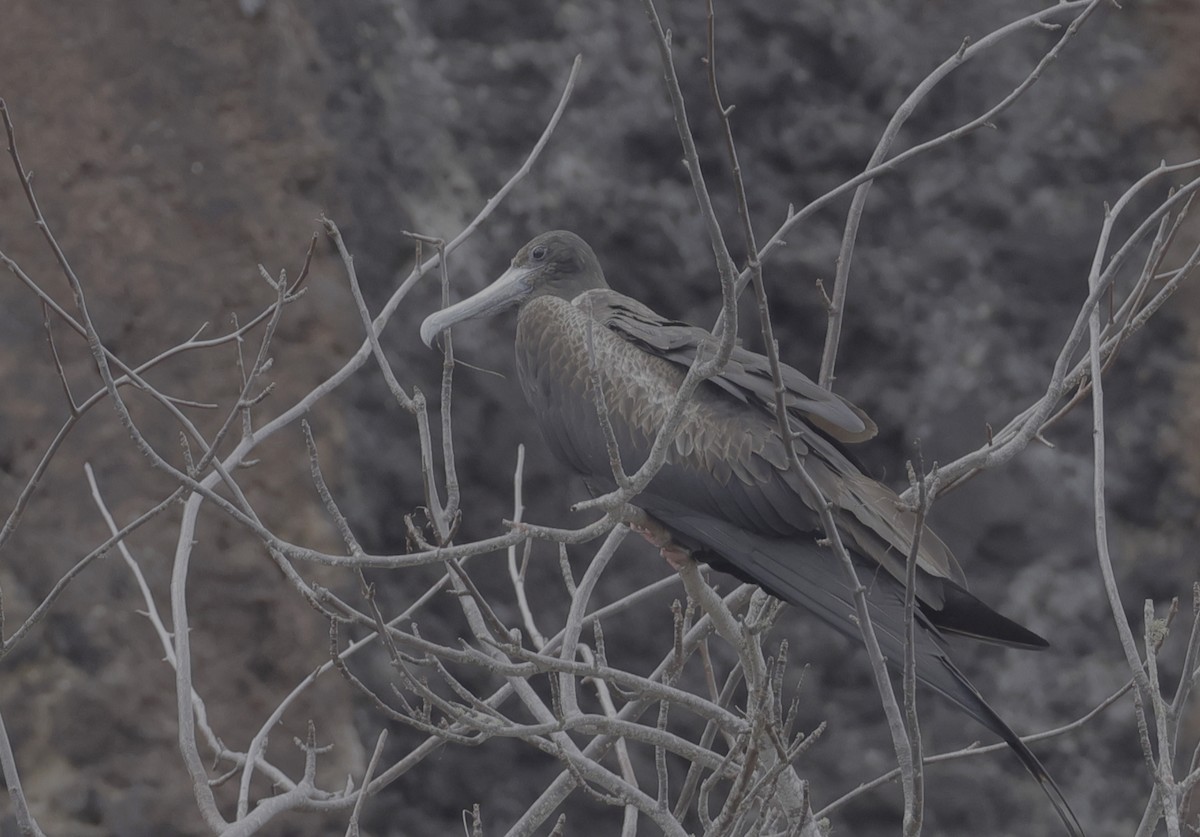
[0, 2, 1198, 835]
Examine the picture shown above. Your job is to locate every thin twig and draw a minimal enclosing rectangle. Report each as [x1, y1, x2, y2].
[817, 0, 1103, 387]
[0, 700, 45, 837]
[817, 679, 1133, 819]
[901, 454, 928, 836]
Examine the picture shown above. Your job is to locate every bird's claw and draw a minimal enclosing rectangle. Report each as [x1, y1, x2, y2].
[629, 516, 693, 570]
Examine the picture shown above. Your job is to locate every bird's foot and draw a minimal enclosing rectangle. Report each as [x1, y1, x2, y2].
[659, 544, 693, 570]
[628, 514, 693, 570]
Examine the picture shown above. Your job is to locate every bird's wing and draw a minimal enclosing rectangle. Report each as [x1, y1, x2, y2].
[578, 289, 966, 591]
[587, 289, 878, 443]
[648, 506, 986, 708]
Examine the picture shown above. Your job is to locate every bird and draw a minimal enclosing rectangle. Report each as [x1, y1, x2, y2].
[420, 230, 1083, 836]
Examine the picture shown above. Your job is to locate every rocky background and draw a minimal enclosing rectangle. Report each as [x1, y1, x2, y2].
[1, 0, 1197, 835]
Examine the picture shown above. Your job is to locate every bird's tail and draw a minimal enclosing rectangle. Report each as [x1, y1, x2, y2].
[936, 656, 1085, 837]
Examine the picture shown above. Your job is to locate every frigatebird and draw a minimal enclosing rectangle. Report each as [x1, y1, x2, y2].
[420, 230, 1083, 836]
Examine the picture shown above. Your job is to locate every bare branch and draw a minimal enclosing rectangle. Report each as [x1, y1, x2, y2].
[0, 701, 45, 837]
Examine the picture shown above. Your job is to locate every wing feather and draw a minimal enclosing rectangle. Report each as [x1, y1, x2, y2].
[588, 289, 878, 443]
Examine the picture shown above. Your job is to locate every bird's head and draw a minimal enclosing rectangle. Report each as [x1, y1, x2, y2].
[420, 230, 608, 347]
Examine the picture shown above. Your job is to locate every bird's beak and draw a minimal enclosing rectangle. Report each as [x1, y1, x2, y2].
[420, 264, 536, 347]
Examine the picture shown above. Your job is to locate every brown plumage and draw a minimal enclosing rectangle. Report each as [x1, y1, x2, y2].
[421, 230, 1083, 836]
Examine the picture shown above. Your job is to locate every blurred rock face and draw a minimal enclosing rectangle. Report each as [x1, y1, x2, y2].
[0, 1, 1196, 834]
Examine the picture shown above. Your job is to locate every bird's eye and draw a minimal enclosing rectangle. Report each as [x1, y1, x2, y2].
[531, 245, 548, 261]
